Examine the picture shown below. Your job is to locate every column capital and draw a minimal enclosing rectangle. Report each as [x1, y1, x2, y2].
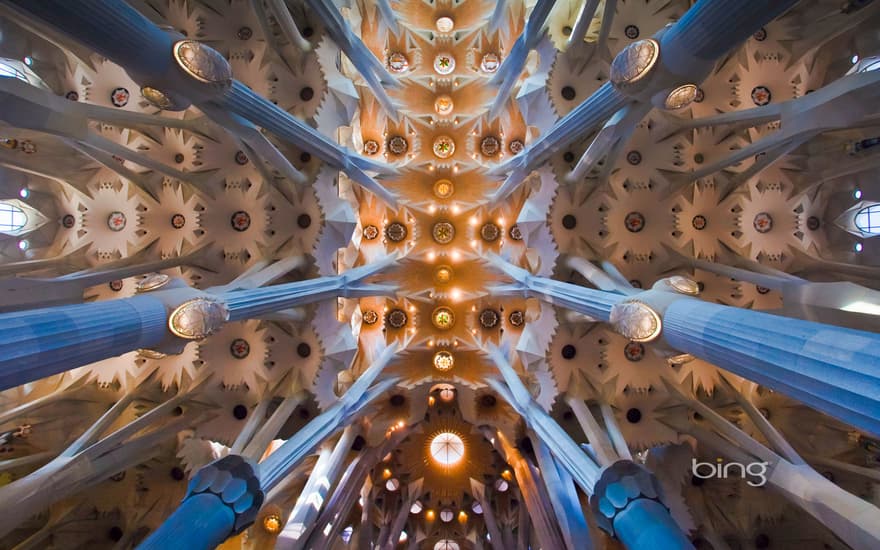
[187, 454, 264, 535]
[589, 460, 667, 537]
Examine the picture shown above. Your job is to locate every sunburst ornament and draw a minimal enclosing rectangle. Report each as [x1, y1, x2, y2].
[433, 350, 454, 371]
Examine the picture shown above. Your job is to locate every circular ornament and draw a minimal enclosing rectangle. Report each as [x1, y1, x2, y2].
[626, 150, 642, 165]
[665, 84, 698, 110]
[624, 25, 640, 39]
[751, 86, 772, 106]
[629, 279, 642, 289]
[172, 40, 233, 86]
[237, 26, 253, 40]
[753, 212, 773, 233]
[432, 307, 455, 330]
[168, 298, 229, 340]
[231, 211, 251, 232]
[753, 27, 767, 41]
[66, 91, 79, 101]
[19, 140, 36, 154]
[508, 310, 525, 327]
[436, 16, 455, 33]
[434, 54, 455, 75]
[481, 53, 501, 73]
[479, 309, 500, 329]
[757, 285, 771, 295]
[561, 86, 576, 101]
[610, 39, 660, 90]
[230, 338, 250, 359]
[667, 275, 700, 296]
[388, 136, 408, 155]
[624, 212, 645, 233]
[62, 214, 76, 228]
[386, 308, 408, 329]
[433, 350, 454, 371]
[624, 342, 645, 362]
[109, 280, 124, 292]
[807, 216, 820, 230]
[171, 213, 186, 229]
[432, 221, 455, 244]
[387, 52, 409, 73]
[508, 224, 523, 240]
[363, 224, 380, 240]
[363, 309, 379, 325]
[433, 136, 455, 158]
[434, 95, 454, 116]
[111, 87, 130, 107]
[263, 514, 281, 534]
[509, 139, 524, 154]
[107, 211, 127, 232]
[480, 136, 500, 157]
[433, 179, 454, 198]
[610, 301, 662, 342]
[480, 222, 500, 242]
[136, 273, 170, 292]
[363, 140, 380, 155]
[691, 215, 707, 230]
[235, 150, 249, 165]
[385, 221, 408, 242]
[434, 265, 453, 284]
[694, 87, 705, 103]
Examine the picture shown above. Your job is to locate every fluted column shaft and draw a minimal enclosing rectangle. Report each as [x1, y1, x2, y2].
[0, 296, 168, 390]
[664, 298, 880, 436]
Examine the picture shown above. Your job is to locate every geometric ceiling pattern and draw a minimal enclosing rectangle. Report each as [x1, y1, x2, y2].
[0, 0, 879, 549]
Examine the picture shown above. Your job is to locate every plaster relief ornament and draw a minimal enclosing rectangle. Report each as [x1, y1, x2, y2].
[665, 84, 698, 110]
[172, 40, 233, 88]
[230, 338, 250, 359]
[171, 213, 186, 228]
[625, 25, 640, 39]
[107, 211, 127, 231]
[386, 308, 408, 329]
[433, 350, 454, 371]
[480, 136, 500, 157]
[624, 342, 645, 362]
[387, 136, 408, 155]
[610, 39, 660, 92]
[626, 150, 642, 165]
[480, 222, 500, 242]
[62, 214, 75, 228]
[432, 307, 455, 330]
[509, 139, 524, 154]
[65, 91, 78, 101]
[508, 310, 524, 327]
[508, 224, 523, 240]
[692, 215, 707, 230]
[433, 179, 454, 198]
[625, 212, 646, 233]
[433, 136, 455, 159]
[479, 309, 500, 329]
[385, 221, 408, 242]
[19, 141, 36, 154]
[610, 301, 662, 342]
[362, 309, 379, 325]
[434, 265, 453, 284]
[753, 212, 773, 233]
[111, 87, 130, 107]
[363, 224, 380, 240]
[168, 298, 230, 340]
[387, 52, 409, 73]
[231, 211, 251, 232]
[434, 95, 454, 116]
[434, 54, 455, 75]
[751, 86, 772, 106]
[435, 17, 454, 33]
[136, 273, 170, 293]
[363, 140, 380, 155]
[754, 27, 768, 41]
[235, 150, 249, 165]
[480, 53, 500, 73]
[432, 221, 455, 244]
[109, 280, 124, 292]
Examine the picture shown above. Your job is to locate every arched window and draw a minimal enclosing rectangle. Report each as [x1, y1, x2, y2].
[0, 202, 26, 232]
[855, 204, 880, 235]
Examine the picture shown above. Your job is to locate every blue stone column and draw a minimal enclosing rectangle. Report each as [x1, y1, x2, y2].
[591, 461, 694, 550]
[0, 295, 168, 391]
[138, 455, 263, 550]
[663, 298, 880, 436]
